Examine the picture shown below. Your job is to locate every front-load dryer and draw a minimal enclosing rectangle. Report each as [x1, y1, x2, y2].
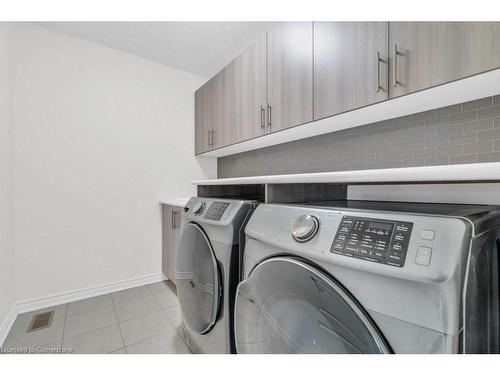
[176, 197, 256, 354]
[234, 200, 500, 354]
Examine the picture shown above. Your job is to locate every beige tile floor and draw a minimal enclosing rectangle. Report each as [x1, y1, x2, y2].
[0, 281, 190, 354]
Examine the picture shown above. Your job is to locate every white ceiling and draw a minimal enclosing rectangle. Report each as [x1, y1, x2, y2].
[38, 22, 276, 78]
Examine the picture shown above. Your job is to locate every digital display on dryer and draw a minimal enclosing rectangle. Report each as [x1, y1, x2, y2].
[367, 221, 393, 231]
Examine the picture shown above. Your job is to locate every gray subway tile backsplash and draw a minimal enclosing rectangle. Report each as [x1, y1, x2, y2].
[449, 154, 478, 165]
[218, 94, 500, 178]
[478, 105, 500, 119]
[478, 128, 500, 141]
[462, 141, 493, 154]
[436, 144, 463, 157]
[462, 97, 492, 112]
[411, 109, 436, 122]
[436, 103, 462, 117]
[478, 152, 500, 163]
[449, 110, 478, 124]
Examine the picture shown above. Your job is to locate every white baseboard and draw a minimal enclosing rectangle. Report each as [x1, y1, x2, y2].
[0, 304, 18, 346]
[15, 272, 166, 314]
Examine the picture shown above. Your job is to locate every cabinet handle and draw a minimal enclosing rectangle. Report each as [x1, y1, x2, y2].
[376, 51, 382, 93]
[172, 210, 179, 229]
[208, 130, 212, 147]
[211, 129, 215, 147]
[267, 105, 272, 132]
[392, 44, 399, 88]
[260, 106, 266, 133]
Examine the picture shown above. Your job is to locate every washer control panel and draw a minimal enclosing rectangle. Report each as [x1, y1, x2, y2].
[331, 216, 413, 267]
[204, 201, 230, 221]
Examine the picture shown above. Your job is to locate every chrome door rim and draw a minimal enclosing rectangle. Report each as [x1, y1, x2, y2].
[181, 222, 221, 334]
[235, 256, 392, 353]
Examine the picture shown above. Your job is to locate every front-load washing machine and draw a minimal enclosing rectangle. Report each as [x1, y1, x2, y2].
[234, 200, 500, 354]
[176, 197, 256, 354]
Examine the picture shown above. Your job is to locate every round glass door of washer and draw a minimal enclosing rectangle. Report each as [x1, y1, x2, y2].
[176, 223, 221, 334]
[234, 257, 391, 353]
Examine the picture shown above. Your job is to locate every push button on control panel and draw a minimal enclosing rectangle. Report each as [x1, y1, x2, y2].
[331, 216, 413, 268]
[415, 246, 432, 266]
[420, 229, 435, 241]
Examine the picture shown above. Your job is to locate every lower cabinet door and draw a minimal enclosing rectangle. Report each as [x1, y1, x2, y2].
[162, 205, 180, 285]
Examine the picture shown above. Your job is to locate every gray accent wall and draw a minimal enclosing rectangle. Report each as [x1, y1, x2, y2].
[218, 95, 500, 178]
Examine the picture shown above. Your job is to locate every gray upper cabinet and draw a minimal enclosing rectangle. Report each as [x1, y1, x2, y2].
[389, 22, 500, 98]
[195, 21, 500, 155]
[314, 22, 389, 120]
[211, 62, 237, 149]
[195, 63, 237, 154]
[194, 81, 212, 154]
[235, 35, 267, 142]
[267, 22, 313, 132]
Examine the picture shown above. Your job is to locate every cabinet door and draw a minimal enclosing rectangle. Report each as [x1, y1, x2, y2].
[162, 205, 181, 285]
[389, 22, 500, 98]
[267, 22, 313, 132]
[211, 63, 237, 149]
[235, 35, 267, 142]
[195, 81, 212, 154]
[314, 22, 389, 120]
[161, 205, 173, 279]
[167, 208, 181, 286]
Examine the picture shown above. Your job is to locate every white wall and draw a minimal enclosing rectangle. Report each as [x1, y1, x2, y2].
[11, 24, 216, 302]
[0, 23, 15, 336]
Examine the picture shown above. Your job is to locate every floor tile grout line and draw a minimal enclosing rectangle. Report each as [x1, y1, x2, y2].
[5, 283, 179, 353]
[68, 297, 173, 326]
[63, 322, 119, 341]
[112, 292, 160, 307]
[60, 303, 68, 352]
[64, 301, 179, 336]
[160, 306, 189, 348]
[110, 293, 127, 353]
[124, 326, 183, 352]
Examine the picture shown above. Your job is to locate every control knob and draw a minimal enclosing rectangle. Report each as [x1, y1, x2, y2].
[192, 201, 206, 216]
[292, 215, 320, 242]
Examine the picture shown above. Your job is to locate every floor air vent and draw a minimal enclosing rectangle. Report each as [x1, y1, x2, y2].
[27, 311, 55, 333]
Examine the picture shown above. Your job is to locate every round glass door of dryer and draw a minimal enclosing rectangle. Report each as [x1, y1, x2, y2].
[234, 257, 391, 354]
[176, 223, 221, 334]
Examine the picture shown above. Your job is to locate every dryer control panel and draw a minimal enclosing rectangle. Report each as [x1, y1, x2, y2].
[331, 216, 413, 267]
[204, 201, 230, 221]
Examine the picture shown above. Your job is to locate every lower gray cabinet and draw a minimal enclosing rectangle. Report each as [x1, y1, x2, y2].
[162, 204, 181, 285]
